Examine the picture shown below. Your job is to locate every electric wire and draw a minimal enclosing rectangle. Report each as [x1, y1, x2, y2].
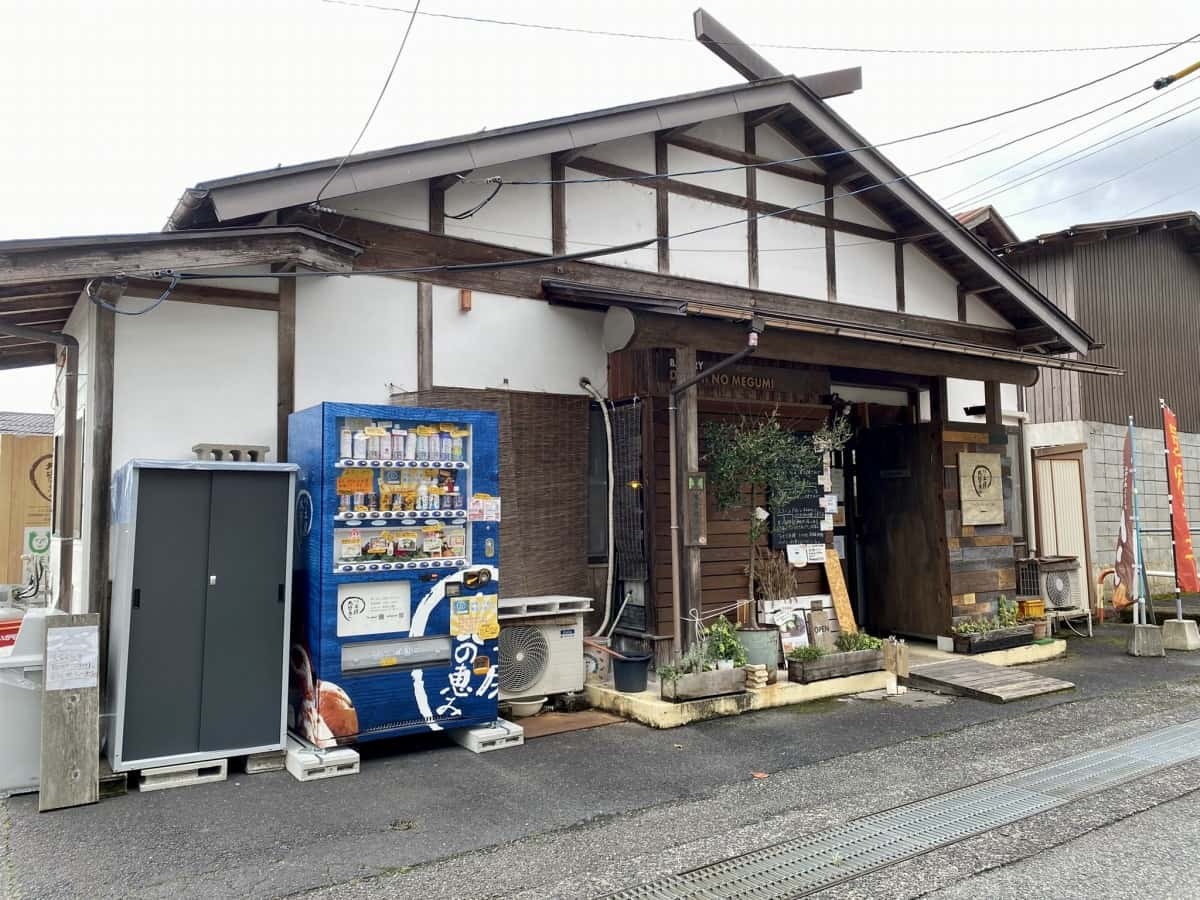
[86, 274, 181, 316]
[313, 0, 422, 205]
[1123, 181, 1200, 216]
[320, 0, 1198, 56]
[943, 77, 1200, 206]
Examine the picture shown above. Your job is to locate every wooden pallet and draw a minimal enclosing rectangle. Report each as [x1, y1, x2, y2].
[903, 658, 1074, 703]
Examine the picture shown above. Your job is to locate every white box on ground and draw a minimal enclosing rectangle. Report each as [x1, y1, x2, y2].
[285, 735, 360, 782]
[0, 609, 66, 796]
[449, 718, 524, 754]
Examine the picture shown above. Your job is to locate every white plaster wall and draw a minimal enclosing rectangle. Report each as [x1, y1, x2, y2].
[329, 180, 429, 232]
[587, 134, 654, 172]
[564, 175, 657, 271]
[186, 264, 278, 295]
[904, 245, 960, 320]
[965, 294, 1013, 330]
[754, 125, 822, 173]
[834, 193, 894, 232]
[688, 115, 746, 151]
[947, 379, 1020, 422]
[111, 299, 277, 466]
[295, 275, 418, 408]
[668, 144, 746, 196]
[444, 157, 553, 253]
[757, 170, 825, 213]
[668, 195, 748, 287]
[757, 217, 826, 299]
[431, 287, 605, 394]
[836, 238, 896, 310]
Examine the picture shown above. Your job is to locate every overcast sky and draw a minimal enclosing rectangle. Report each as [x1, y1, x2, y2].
[2, 0, 1197, 411]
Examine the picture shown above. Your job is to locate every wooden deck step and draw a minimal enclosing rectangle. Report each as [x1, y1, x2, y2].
[902, 658, 1074, 703]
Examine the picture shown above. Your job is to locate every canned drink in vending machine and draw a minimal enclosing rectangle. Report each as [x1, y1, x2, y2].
[391, 429, 405, 459]
[340, 429, 353, 458]
[352, 492, 367, 511]
[405, 432, 418, 461]
[440, 433, 453, 459]
[339, 494, 352, 512]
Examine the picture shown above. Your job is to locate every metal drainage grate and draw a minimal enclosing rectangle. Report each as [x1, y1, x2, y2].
[605, 718, 1200, 899]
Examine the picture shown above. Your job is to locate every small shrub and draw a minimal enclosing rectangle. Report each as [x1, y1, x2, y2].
[786, 645, 826, 662]
[834, 631, 883, 652]
[705, 615, 749, 666]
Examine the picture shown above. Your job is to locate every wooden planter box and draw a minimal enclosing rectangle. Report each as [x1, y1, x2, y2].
[787, 649, 884, 684]
[953, 625, 1034, 654]
[660, 668, 746, 703]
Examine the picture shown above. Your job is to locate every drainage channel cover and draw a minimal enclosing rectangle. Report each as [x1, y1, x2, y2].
[605, 718, 1200, 899]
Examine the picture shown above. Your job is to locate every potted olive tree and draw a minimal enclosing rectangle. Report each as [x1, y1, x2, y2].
[703, 411, 848, 674]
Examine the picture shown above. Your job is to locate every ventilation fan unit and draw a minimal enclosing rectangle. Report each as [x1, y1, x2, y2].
[1017, 556, 1083, 609]
[498, 617, 586, 700]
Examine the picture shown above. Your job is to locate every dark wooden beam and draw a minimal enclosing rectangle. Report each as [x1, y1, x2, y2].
[432, 171, 470, 192]
[630, 313, 1040, 386]
[417, 282, 433, 391]
[824, 183, 837, 302]
[655, 133, 670, 274]
[276, 276, 295, 460]
[1014, 324, 1058, 347]
[666, 133, 824, 185]
[0, 281, 84, 302]
[693, 9, 861, 98]
[303, 213, 1027, 351]
[0, 295, 77, 315]
[929, 376, 950, 425]
[551, 155, 567, 255]
[747, 105, 789, 128]
[0, 346, 56, 369]
[0, 310, 71, 327]
[660, 123, 699, 141]
[429, 178, 445, 235]
[984, 380, 1003, 426]
[957, 285, 968, 323]
[0, 232, 355, 287]
[894, 242, 906, 312]
[745, 119, 759, 289]
[124, 277, 278, 311]
[568, 155, 895, 242]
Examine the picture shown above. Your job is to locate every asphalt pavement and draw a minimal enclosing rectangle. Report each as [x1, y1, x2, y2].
[3, 625, 1200, 899]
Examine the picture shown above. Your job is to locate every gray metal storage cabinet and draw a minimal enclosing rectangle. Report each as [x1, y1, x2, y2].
[106, 460, 297, 773]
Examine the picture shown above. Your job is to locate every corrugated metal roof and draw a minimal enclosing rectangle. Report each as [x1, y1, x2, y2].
[1002, 211, 1200, 255]
[0, 411, 53, 435]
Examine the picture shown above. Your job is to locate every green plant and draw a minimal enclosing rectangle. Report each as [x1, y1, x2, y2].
[951, 617, 995, 635]
[835, 631, 883, 652]
[786, 645, 826, 662]
[703, 412, 823, 627]
[705, 615, 748, 666]
[997, 595, 1018, 628]
[656, 663, 682, 684]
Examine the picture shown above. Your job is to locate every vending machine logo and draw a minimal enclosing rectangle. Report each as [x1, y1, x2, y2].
[296, 490, 314, 536]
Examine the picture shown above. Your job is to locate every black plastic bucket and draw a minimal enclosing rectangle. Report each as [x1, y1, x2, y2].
[612, 654, 652, 693]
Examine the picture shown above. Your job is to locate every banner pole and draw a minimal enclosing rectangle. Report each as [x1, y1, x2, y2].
[1163, 398, 1184, 622]
[1131, 415, 1146, 626]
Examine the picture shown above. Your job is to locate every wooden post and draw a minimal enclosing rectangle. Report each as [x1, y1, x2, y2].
[89, 301, 115, 701]
[551, 154, 567, 255]
[894, 243, 906, 312]
[429, 179, 445, 235]
[744, 118, 759, 289]
[655, 132, 670, 274]
[673, 347, 702, 644]
[417, 282, 433, 391]
[824, 183, 837, 302]
[276, 277, 295, 461]
[929, 376, 950, 425]
[984, 380, 1003, 428]
[39, 612, 100, 811]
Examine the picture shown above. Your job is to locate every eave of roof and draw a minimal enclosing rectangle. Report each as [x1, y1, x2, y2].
[167, 76, 1094, 355]
[1002, 211, 1200, 255]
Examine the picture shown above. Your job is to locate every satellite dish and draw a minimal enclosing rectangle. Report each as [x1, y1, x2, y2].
[602, 306, 636, 353]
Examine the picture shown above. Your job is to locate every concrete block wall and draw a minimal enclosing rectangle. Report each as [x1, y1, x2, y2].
[1026, 420, 1200, 592]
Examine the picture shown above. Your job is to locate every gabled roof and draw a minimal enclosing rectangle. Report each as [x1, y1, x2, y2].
[955, 205, 1019, 250]
[1002, 211, 1200, 255]
[0, 411, 53, 435]
[168, 76, 1096, 355]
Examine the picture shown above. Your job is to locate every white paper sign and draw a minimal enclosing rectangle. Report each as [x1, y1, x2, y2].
[337, 581, 412, 637]
[806, 544, 826, 563]
[819, 494, 839, 513]
[44, 625, 99, 692]
[786, 544, 807, 568]
[820, 515, 834, 532]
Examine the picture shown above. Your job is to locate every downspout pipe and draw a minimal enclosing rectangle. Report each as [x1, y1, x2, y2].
[0, 321, 80, 613]
[668, 317, 764, 652]
[579, 377, 616, 637]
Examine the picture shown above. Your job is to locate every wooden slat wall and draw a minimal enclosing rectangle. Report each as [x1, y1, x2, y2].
[1010, 246, 1081, 423]
[650, 405, 829, 631]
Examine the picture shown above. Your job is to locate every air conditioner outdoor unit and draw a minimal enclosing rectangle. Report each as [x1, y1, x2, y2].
[498, 615, 586, 700]
[1017, 556, 1083, 609]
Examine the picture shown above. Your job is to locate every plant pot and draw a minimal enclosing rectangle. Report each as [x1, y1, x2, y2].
[660, 668, 747, 703]
[737, 625, 782, 684]
[787, 649, 885, 684]
[952, 625, 1035, 654]
[612, 654, 652, 693]
[1031, 620, 1049, 640]
[715, 659, 734, 670]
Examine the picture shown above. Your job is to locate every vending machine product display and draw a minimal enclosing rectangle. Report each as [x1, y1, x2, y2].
[288, 403, 501, 746]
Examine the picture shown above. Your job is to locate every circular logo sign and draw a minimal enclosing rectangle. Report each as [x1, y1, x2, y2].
[971, 464, 993, 497]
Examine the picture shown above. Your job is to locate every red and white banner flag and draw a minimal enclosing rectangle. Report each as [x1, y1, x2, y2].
[1163, 403, 1200, 592]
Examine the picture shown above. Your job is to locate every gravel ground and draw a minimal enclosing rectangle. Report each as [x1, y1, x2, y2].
[3, 628, 1199, 900]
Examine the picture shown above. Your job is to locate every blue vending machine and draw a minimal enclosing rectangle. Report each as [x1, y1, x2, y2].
[288, 402, 500, 747]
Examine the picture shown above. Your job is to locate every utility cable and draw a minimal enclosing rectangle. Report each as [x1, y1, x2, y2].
[86, 274, 180, 316]
[321, 0, 1197, 57]
[313, 0, 422, 206]
[1123, 181, 1200, 217]
[943, 78, 1200, 206]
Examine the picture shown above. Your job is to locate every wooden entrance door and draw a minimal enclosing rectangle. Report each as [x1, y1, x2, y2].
[1032, 446, 1095, 608]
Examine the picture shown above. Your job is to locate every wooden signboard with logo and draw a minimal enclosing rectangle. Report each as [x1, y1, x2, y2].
[0, 434, 53, 584]
[958, 451, 1004, 526]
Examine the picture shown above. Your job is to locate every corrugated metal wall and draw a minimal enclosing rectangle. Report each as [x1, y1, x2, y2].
[1075, 230, 1200, 429]
[1010, 246, 1081, 422]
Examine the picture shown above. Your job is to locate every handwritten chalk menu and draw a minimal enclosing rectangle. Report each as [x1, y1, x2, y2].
[769, 477, 824, 549]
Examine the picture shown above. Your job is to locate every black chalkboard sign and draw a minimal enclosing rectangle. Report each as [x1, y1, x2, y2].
[769, 477, 823, 548]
